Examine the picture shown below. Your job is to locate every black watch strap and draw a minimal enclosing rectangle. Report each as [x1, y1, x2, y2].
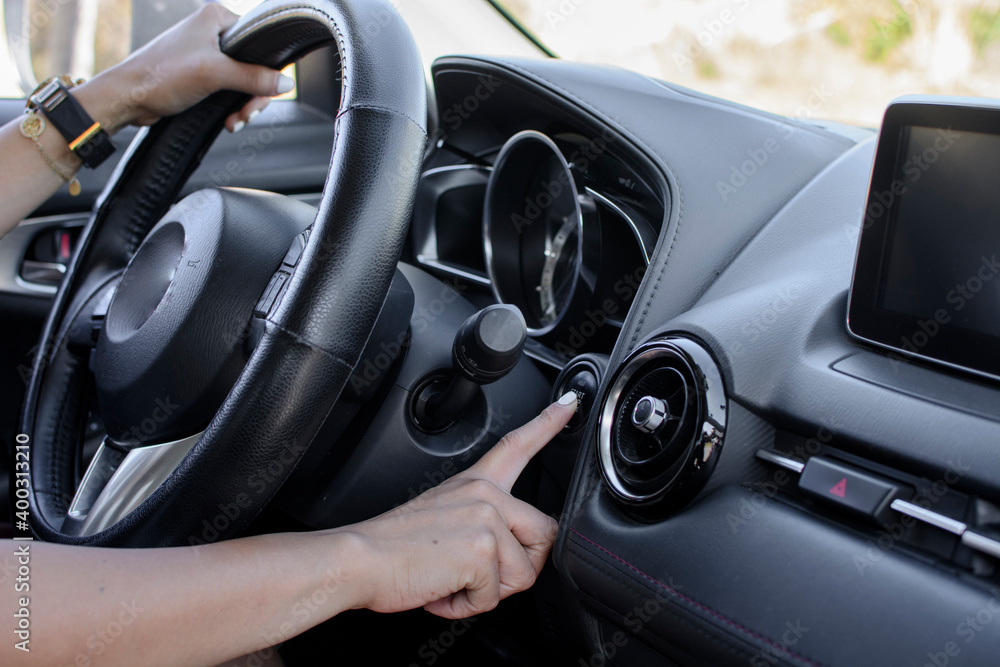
[30, 78, 116, 169]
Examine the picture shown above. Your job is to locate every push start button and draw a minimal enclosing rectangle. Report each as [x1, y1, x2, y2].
[552, 354, 608, 434]
[563, 369, 597, 431]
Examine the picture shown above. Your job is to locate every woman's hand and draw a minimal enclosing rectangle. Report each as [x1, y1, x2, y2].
[75, 4, 292, 134]
[335, 392, 578, 619]
[0, 5, 291, 239]
[2, 399, 578, 666]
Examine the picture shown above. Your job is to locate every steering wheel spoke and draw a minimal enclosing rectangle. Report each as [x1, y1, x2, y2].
[64, 433, 203, 538]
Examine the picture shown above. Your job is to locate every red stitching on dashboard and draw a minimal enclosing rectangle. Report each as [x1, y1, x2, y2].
[570, 529, 823, 667]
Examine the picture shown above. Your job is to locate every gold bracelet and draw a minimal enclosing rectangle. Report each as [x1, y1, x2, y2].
[19, 110, 81, 196]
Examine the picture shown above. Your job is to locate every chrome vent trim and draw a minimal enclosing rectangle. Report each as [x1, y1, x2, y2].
[598, 336, 727, 511]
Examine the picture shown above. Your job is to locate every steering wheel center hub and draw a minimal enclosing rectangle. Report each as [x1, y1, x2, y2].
[93, 188, 314, 447]
[105, 221, 185, 338]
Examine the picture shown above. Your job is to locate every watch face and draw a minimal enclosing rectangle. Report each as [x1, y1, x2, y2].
[28, 76, 77, 111]
[27, 75, 116, 169]
[29, 75, 79, 98]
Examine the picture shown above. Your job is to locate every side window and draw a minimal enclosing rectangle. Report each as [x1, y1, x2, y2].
[0, 0, 290, 99]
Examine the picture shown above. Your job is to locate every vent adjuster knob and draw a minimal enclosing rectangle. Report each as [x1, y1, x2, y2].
[632, 396, 669, 435]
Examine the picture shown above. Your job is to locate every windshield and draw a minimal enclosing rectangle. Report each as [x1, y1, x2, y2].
[499, 0, 1000, 127]
[0, 0, 541, 97]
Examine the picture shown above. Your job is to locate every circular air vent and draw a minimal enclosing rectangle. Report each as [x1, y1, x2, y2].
[598, 336, 727, 515]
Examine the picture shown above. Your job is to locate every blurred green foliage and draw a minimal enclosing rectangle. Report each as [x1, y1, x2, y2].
[864, 0, 912, 63]
[825, 22, 851, 47]
[970, 6, 1000, 56]
[697, 59, 719, 79]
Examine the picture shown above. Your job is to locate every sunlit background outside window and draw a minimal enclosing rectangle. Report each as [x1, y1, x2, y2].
[0, 0, 292, 99]
[501, 0, 1000, 126]
[2, 0, 999, 128]
[0, 0, 536, 100]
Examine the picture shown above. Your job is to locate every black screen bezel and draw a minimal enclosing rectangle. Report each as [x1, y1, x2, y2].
[847, 101, 1000, 382]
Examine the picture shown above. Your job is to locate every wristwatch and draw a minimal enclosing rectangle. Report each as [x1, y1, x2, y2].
[28, 76, 116, 169]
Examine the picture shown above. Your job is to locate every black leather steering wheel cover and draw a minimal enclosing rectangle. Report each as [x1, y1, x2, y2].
[21, 0, 427, 547]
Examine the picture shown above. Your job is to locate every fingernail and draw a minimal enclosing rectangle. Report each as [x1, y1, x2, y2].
[558, 391, 578, 406]
[232, 120, 246, 133]
[276, 74, 295, 95]
[247, 109, 261, 124]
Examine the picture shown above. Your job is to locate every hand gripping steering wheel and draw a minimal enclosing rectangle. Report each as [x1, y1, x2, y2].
[19, 0, 427, 547]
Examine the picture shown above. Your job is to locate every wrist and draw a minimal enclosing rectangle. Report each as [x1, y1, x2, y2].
[27, 75, 119, 171]
[72, 68, 142, 135]
[313, 529, 375, 615]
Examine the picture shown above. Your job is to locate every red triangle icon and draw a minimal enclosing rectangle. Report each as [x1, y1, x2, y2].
[829, 478, 847, 498]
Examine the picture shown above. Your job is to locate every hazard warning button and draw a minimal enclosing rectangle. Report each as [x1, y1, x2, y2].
[799, 457, 911, 524]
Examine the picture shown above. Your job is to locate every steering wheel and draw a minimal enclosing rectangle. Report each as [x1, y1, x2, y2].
[19, 0, 428, 547]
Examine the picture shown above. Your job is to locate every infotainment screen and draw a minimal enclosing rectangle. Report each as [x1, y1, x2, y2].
[848, 98, 1000, 381]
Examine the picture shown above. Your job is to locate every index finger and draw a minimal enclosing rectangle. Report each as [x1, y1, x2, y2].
[468, 392, 579, 492]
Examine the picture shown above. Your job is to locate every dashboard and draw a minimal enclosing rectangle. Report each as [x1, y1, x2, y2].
[5, 19, 1000, 665]
[411, 55, 1000, 666]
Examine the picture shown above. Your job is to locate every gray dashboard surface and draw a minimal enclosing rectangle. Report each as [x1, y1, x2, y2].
[440, 57, 1000, 666]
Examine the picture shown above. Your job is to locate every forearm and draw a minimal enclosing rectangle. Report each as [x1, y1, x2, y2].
[5, 531, 366, 666]
[1, 396, 574, 664]
[0, 4, 288, 241]
[0, 74, 128, 239]
[0, 109, 83, 238]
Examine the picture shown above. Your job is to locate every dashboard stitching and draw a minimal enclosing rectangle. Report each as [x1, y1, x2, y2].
[484, 58, 684, 354]
[570, 529, 826, 667]
[336, 103, 427, 136]
[629, 239, 669, 351]
[568, 542, 756, 661]
[645, 77, 858, 147]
